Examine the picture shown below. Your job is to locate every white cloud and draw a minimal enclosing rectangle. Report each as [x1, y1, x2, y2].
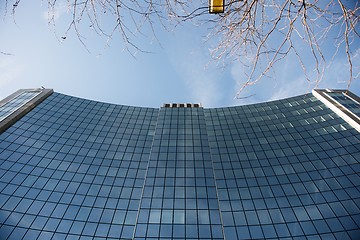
[0, 57, 24, 100]
[178, 50, 223, 106]
[227, 25, 360, 104]
[269, 76, 310, 101]
[267, 47, 360, 101]
[0, 58, 23, 88]
[42, 3, 67, 22]
[321, 47, 360, 89]
[231, 59, 248, 91]
[164, 28, 224, 107]
[230, 57, 254, 95]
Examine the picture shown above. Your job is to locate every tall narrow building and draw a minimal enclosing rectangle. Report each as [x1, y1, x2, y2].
[0, 88, 359, 239]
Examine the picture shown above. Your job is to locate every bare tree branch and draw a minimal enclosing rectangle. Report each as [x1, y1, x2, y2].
[0, 51, 14, 56]
[2, 0, 359, 96]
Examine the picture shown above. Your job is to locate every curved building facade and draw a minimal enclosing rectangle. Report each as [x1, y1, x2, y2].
[0, 89, 359, 239]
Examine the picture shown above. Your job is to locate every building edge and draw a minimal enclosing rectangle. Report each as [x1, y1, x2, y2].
[0, 88, 53, 134]
[312, 89, 360, 132]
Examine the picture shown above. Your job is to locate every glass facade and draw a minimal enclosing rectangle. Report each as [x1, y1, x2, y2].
[205, 94, 360, 239]
[325, 92, 360, 118]
[0, 90, 41, 122]
[0, 90, 359, 239]
[134, 107, 223, 239]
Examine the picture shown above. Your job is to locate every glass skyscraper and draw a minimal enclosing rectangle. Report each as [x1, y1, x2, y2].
[0, 88, 359, 239]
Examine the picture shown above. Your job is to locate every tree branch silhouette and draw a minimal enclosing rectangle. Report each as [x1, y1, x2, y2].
[3, 0, 359, 96]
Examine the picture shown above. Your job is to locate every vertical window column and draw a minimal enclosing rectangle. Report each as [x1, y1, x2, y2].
[134, 107, 224, 239]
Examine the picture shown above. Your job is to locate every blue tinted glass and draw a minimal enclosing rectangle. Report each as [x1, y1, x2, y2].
[1, 92, 359, 240]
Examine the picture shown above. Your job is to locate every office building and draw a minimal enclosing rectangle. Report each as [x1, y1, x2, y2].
[0, 88, 359, 239]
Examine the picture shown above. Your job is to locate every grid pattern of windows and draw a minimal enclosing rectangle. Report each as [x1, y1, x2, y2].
[0, 93, 158, 239]
[0, 90, 41, 122]
[205, 94, 360, 239]
[1, 91, 360, 239]
[134, 107, 223, 239]
[326, 92, 360, 118]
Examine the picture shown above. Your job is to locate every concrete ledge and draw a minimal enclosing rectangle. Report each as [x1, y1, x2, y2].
[312, 89, 360, 132]
[0, 88, 53, 134]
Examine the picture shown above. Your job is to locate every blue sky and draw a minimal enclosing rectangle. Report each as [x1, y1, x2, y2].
[0, 1, 359, 108]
